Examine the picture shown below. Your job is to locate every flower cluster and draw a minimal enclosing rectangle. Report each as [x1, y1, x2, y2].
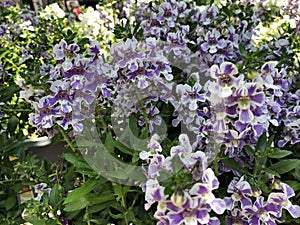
[76, 5, 115, 42]
[39, 3, 66, 20]
[29, 39, 113, 133]
[0, 0, 15, 8]
[141, 134, 226, 225]
[25, 0, 300, 224]
[225, 177, 300, 224]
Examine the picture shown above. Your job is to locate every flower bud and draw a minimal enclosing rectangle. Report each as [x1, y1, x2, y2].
[170, 190, 187, 207]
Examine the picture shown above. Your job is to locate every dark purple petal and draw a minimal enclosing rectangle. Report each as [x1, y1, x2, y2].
[241, 197, 252, 208]
[224, 63, 234, 75]
[168, 213, 184, 224]
[250, 92, 264, 105]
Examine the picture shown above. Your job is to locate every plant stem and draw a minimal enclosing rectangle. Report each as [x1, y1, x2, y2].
[121, 194, 129, 225]
[56, 125, 77, 153]
[2, 108, 32, 112]
[83, 175, 91, 225]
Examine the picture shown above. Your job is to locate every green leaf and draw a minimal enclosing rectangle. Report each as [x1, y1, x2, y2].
[113, 184, 130, 202]
[76, 139, 103, 147]
[78, 38, 90, 47]
[104, 132, 115, 154]
[64, 196, 89, 212]
[266, 135, 274, 149]
[0, 84, 19, 102]
[49, 183, 60, 207]
[7, 115, 19, 133]
[244, 145, 255, 157]
[64, 179, 103, 204]
[256, 132, 267, 153]
[86, 193, 115, 206]
[64, 153, 92, 170]
[129, 115, 140, 138]
[268, 149, 293, 159]
[4, 196, 16, 211]
[114, 139, 134, 155]
[222, 7, 232, 18]
[88, 200, 115, 213]
[268, 159, 300, 174]
[25, 216, 46, 225]
[239, 43, 247, 58]
[221, 157, 251, 175]
[171, 154, 182, 174]
[66, 29, 73, 37]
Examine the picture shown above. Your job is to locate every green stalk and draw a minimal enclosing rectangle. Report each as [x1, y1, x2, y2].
[56, 125, 77, 153]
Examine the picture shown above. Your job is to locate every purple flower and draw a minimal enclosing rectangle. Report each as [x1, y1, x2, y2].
[30, 97, 60, 129]
[201, 29, 227, 54]
[34, 183, 51, 202]
[140, 134, 162, 160]
[190, 168, 226, 215]
[176, 83, 206, 111]
[48, 80, 72, 112]
[226, 176, 253, 209]
[110, 38, 144, 71]
[53, 39, 79, 60]
[245, 197, 281, 225]
[209, 62, 242, 98]
[268, 182, 300, 218]
[227, 82, 265, 124]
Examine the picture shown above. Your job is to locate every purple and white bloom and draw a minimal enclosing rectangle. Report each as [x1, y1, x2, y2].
[221, 128, 251, 157]
[144, 179, 167, 211]
[57, 111, 84, 132]
[53, 39, 79, 61]
[209, 62, 242, 98]
[199, 5, 219, 26]
[140, 134, 162, 160]
[164, 189, 222, 225]
[176, 83, 206, 111]
[30, 97, 60, 129]
[170, 134, 208, 172]
[245, 196, 281, 225]
[268, 182, 300, 218]
[190, 168, 226, 215]
[138, 106, 163, 133]
[156, 1, 177, 28]
[48, 80, 72, 113]
[226, 176, 253, 209]
[0, 0, 15, 7]
[227, 82, 265, 124]
[209, 92, 228, 133]
[34, 183, 51, 202]
[268, 192, 300, 219]
[110, 38, 145, 71]
[201, 29, 227, 54]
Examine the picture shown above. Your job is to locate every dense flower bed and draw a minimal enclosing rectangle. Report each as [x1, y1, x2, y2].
[0, 0, 300, 224]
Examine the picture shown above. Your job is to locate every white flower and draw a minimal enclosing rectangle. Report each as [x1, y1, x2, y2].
[40, 3, 65, 20]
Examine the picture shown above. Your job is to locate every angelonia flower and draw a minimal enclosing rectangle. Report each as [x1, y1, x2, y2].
[0, 0, 15, 7]
[27, 2, 300, 225]
[34, 183, 51, 202]
[30, 39, 113, 134]
[140, 134, 225, 225]
[225, 177, 300, 224]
